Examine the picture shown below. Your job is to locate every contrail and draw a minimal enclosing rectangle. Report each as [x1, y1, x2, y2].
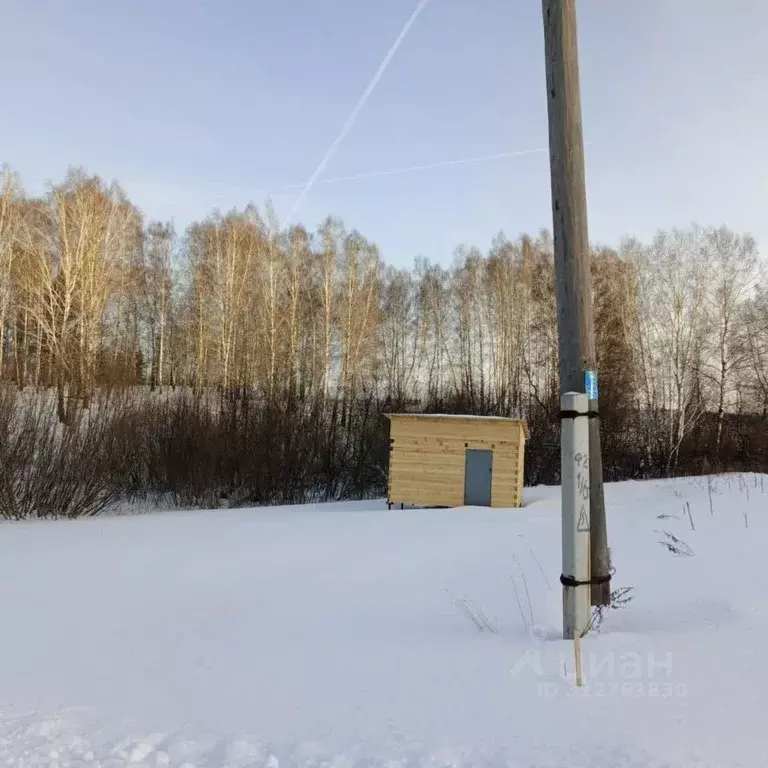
[201, 142, 588, 199]
[296, 147, 549, 187]
[188, 147, 547, 199]
[281, 0, 433, 228]
[281, 140, 591, 189]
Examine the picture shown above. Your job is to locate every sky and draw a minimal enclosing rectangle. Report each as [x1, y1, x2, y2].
[2, 0, 768, 267]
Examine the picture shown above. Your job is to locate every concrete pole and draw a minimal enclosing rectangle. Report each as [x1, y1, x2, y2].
[542, 0, 611, 607]
[561, 392, 591, 639]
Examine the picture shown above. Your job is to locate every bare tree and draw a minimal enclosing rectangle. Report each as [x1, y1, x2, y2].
[701, 226, 759, 456]
[338, 229, 380, 410]
[0, 168, 21, 379]
[380, 266, 419, 403]
[143, 221, 175, 391]
[317, 217, 342, 402]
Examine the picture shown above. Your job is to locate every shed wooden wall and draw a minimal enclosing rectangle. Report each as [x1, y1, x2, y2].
[388, 416, 526, 508]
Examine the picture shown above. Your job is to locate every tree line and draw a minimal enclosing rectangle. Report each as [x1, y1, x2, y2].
[0, 165, 766, 515]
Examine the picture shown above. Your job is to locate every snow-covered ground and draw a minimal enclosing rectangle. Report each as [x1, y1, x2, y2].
[1, 475, 767, 767]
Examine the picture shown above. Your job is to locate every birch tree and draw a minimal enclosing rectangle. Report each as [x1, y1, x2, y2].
[0, 168, 20, 379]
[701, 226, 759, 454]
[380, 266, 419, 404]
[143, 221, 175, 391]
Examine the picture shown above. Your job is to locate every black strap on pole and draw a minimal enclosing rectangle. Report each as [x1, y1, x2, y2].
[560, 573, 612, 587]
[559, 410, 599, 420]
[560, 568, 614, 588]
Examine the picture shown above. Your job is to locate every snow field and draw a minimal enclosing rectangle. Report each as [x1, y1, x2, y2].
[1, 475, 766, 767]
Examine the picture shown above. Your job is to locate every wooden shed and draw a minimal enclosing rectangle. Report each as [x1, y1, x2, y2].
[386, 414, 528, 508]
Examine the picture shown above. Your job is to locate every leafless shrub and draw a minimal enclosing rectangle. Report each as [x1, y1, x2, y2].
[517, 533, 551, 588]
[448, 591, 499, 634]
[0, 387, 125, 519]
[102, 389, 387, 510]
[657, 530, 695, 557]
[510, 555, 535, 631]
[588, 586, 635, 632]
[684, 501, 695, 530]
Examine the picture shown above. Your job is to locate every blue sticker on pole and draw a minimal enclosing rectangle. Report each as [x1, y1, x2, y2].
[585, 370, 598, 400]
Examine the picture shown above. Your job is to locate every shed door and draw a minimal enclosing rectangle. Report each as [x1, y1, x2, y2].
[464, 449, 493, 506]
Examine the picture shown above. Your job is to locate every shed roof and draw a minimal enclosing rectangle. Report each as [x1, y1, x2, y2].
[385, 412, 529, 439]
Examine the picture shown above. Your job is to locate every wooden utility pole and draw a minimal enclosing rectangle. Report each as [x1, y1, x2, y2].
[541, 0, 611, 606]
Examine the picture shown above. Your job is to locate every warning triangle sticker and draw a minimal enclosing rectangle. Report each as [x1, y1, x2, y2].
[577, 506, 590, 532]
